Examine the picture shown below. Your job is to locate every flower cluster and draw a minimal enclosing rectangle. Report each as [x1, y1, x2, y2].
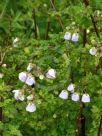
[12, 64, 56, 113]
[12, 63, 36, 112]
[13, 64, 91, 113]
[59, 83, 90, 103]
[64, 32, 79, 42]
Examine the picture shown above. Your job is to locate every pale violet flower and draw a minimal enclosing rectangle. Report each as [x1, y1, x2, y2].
[26, 103, 36, 112]
[19, 72, 27, 82]
[27, 63, 34, 72]
[46, 69, 56, 79]
[12, 90, 24, 101]
[64, 32, 71, 41]
[25, 75, 35, 86]
[82, 94, 90, 103]
[59, 90, 68, 100]
[71, 33, 79, 42]
[89, 47, 97, 56]
[71, 93, 80, 102]
[27, 94, 34, 101]
[19, 72, 35, 86]
[67, 83, 75, 93]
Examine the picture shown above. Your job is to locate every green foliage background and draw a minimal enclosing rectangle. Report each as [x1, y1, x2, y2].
[0, 0, 102, 136]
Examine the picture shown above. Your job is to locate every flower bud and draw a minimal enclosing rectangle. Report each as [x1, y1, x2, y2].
[0, 73, 4, 79]
[27, 63, 34, 72]
[27, 95, 34, 101]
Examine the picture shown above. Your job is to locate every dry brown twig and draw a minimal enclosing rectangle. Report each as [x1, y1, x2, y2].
[50, 0, 64, 31]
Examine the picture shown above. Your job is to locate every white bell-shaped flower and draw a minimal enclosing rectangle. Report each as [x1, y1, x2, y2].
[64, 32, 71, 41]
[26, 103, 36, 112]
[13, 37, 19, 48]
[19, 72, 27, 82]
[27, 63, 34, 72]
[67, 83, 75, 93]
[25, 75, 35, 86]
[89, 47, 97, 56]
[82, 94, 90, 103]
[0, 73, 4, 79]
[71, 93, 80, 102]
[13, 44, 18, 48]
[59, 90, 68, 100]
[27, 94, 34, 101]
[46, 69, 56, 79]
[13, 37, 19, 44]
[12, 90, 24, 101]
[71, 33, 79, 42]
[2, 63, 7, 68]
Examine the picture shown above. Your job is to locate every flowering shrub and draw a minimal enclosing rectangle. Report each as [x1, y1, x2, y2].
[0, 0, 102, 136]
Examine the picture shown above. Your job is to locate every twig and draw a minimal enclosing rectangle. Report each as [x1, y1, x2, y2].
[76, 102, 85, 136]
[50, 0, 54, 8]
[98, 113, 102, 136]
[0, 52, 6, 66]
[50, 0, 64, 31]
[83, 0, 89, 6]
[90, 15, 100, 38]
[83, 0, 100, 38]
[83, 29, 87, 47]
[33, 9, 37, 39]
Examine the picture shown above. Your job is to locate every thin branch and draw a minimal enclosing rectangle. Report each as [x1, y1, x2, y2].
[0, 52, 6, 66]
[50, 0, 54, 8]
[83, 29, 87, 47]
[83, 0, 100, 38]
[90, 15, 100, 38]
[76, 102, 85, 136]
[83, 0, 89, 6]
[50, 0, 64, 31]
[98, 113, 102, 136]
[33, 9, 37, 39]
